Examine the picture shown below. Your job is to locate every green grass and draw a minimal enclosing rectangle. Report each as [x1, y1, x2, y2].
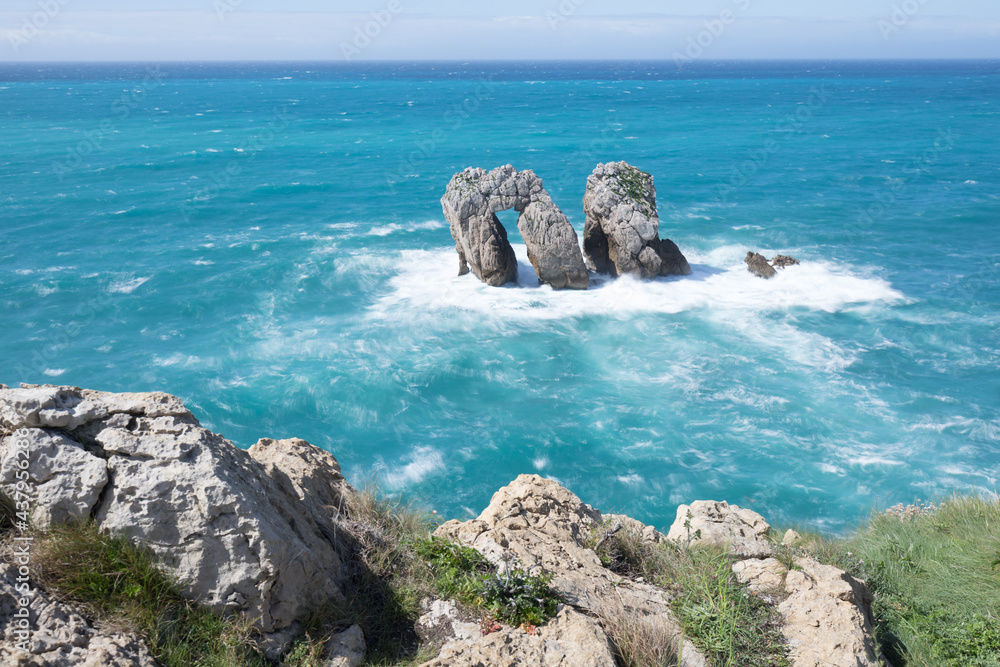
[612, 165, 652, 205]
[588, 519, 789, 667]
[668, 548, 789, 667]
[413, 536, 560, 627]
[34, 521, 266, 667]
[412, 535, 489, 603]
[828, 495, 1000, 666]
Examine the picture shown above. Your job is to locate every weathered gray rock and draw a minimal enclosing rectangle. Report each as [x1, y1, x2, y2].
[325, 624, 365, 667]
[602, 513, 666, 545]
[0, 385, 353, 634]
[745, 251, 778, 279]
[416, 599, 481, 648]
[583, 161, 690, 279]
[517, 193, 590, 290]
[732, 557, 788, 594]
[0, 429, 106, 527]
[419, 606, 616, 667]
[666, 500, 774, 558]
[771, 254, 801, 269]
[442, 165, 588, 289]
[435, 475, 707, 667]
[745, 252, 800, 278]
[734, 556, 883, 667]
[780, 558, 882, 667]
[0, 563, 156, 667]
[782, 529, 803, 546]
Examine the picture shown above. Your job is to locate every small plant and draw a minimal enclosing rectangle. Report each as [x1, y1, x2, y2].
[885, 499, 939, 521]
[683, 510, 703, 548]
[478, 552, 559, 627]
[413, 535, 489, 603]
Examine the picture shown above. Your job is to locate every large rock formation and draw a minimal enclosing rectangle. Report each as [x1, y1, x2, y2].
[0, 384, 355, 634]
[441, 165, 589, 290]
[745, 251, 778, 279]
[583, 161, 691, 279]
[0, 384, 885, 667]
[434, 474, 708, 667]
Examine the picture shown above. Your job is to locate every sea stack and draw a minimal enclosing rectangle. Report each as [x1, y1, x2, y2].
[583, 161, 691, 279]
[441, 165, 589, 290]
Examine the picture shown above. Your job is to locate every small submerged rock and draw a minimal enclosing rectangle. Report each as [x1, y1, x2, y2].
[745, 251, 801, 279]
[771, 254, 801, 269]
[745, 251, 777, 279]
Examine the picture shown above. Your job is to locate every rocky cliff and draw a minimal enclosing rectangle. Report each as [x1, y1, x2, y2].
[0, 384, 881, 666]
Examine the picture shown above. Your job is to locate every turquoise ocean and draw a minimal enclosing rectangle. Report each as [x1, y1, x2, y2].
[1, 61, 997, 533]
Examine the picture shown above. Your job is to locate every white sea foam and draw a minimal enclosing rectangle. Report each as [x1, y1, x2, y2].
[108, 276, 151, 294]
[384, 446, 444, 489]
[370, 245, 906, 324]
[43, 368, 66, 377]
[368, 220, 446, 237]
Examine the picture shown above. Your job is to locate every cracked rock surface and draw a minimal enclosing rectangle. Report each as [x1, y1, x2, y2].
[0, 563, 156, 667]
[0, 384, 355, 634]
[583, 161, 691, 279]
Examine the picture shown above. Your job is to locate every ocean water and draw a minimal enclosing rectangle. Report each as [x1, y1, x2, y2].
[1, 61, 998, 533]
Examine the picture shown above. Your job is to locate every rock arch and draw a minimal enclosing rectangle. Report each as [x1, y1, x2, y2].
[441, 162, 691, 290]
[441, 165, 590, 290]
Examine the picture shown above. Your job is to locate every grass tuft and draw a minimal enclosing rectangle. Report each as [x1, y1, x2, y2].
[32, 521, 265, 667]
[829, 494, 1000, 667]
[589, 519, 790, 667]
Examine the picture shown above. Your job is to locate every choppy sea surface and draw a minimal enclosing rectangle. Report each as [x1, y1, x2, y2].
[1, 61, 998, 533]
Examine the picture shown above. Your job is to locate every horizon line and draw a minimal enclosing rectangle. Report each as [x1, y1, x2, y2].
[2, 57, 999, 64]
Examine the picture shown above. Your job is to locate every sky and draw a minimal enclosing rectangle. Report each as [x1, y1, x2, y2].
[2, 0, 999, 61]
